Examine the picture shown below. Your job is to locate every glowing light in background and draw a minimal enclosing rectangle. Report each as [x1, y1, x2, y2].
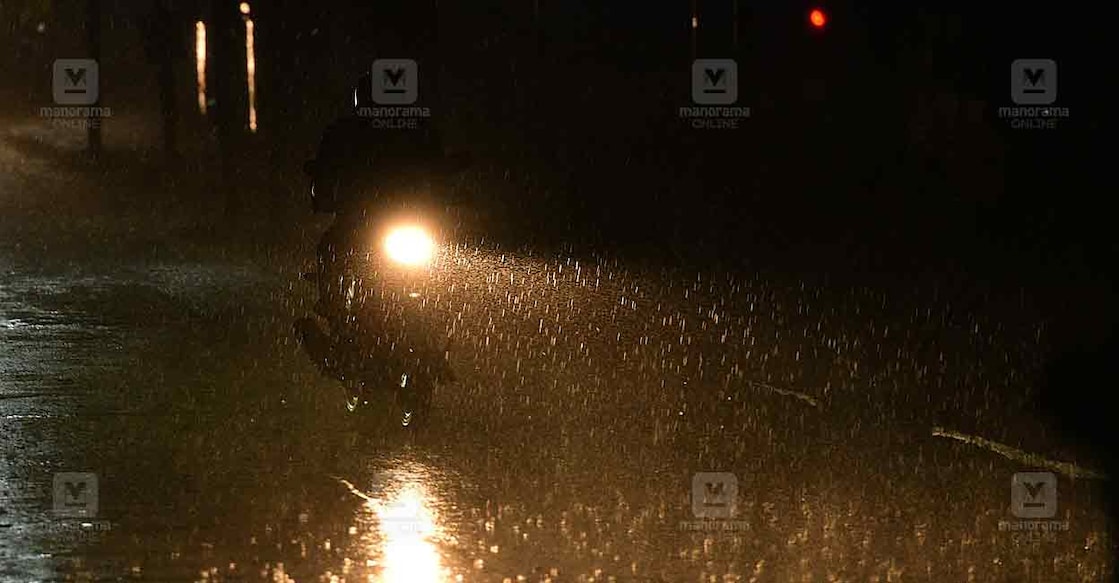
[244, 15, 257, 132]
[194, 21, 207, 114]
[239, 1, 250, 14]
[809, 8, 827, 29]
[691, 15, 698, 29]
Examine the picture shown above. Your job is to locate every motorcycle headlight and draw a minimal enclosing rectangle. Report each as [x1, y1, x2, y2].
[383, 225, 435, 266]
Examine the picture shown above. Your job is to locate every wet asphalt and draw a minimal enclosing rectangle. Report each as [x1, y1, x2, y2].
[0, 128, 1114, 582]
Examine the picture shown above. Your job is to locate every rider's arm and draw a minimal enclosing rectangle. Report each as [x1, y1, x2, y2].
[308, 120, 356, 213]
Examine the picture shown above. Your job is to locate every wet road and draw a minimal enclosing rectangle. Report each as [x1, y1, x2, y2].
[0, 134, 1114, 582]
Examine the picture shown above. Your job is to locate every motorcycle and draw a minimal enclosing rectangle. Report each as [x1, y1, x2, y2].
[294, 173, 457, 428]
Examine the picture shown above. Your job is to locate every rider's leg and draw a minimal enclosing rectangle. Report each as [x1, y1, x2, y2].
[316, 214, 362, 321]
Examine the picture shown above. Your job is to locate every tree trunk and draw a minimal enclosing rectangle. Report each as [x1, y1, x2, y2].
[146, 0, 179, 159]
[208, 0, 245, 219]
[86, 0, 102, 158]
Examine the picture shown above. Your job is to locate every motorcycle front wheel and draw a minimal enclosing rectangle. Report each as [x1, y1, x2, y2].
[395, 371, 434, 428]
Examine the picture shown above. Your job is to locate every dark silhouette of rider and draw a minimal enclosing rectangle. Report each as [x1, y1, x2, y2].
[305, 71, 458, 322]
[307, 72, 445, 215]
[297, 69, 463, 420]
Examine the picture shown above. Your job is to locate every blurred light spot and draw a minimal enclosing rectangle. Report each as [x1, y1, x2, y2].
[245, 18, 257, 132]
[385, 226, 435, 266]
[809, 8, 827, 29]
[239, 2, 250, 14]
[195, 21, 207, 114]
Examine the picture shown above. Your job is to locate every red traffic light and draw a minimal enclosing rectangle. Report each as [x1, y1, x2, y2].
[809, 8, 827, 29]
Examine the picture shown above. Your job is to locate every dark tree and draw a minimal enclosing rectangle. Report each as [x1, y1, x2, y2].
[207, 0, 248, 218]
[85, 0, 101, 157]
[143, 0, 181, 159]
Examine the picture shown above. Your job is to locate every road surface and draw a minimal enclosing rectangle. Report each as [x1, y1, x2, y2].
[0, 125, 1112, 582]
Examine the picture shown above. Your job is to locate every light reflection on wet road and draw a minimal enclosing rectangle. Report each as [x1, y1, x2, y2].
[0, 233, 1113, 581]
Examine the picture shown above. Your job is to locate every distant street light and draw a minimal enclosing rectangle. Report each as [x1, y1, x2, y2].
[241, 2, 257, 132]
[195, 21, 207, 114]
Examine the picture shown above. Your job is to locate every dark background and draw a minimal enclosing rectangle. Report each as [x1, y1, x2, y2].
[2, 0, 1119, 546]
[3, 2, 1113, 334]
[1, 0, 1114, 455]
[1, 0, 1112, 316]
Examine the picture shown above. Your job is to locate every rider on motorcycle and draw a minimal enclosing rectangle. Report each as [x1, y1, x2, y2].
[306, 72, 446, 316]
[298, 70, 464, 422]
